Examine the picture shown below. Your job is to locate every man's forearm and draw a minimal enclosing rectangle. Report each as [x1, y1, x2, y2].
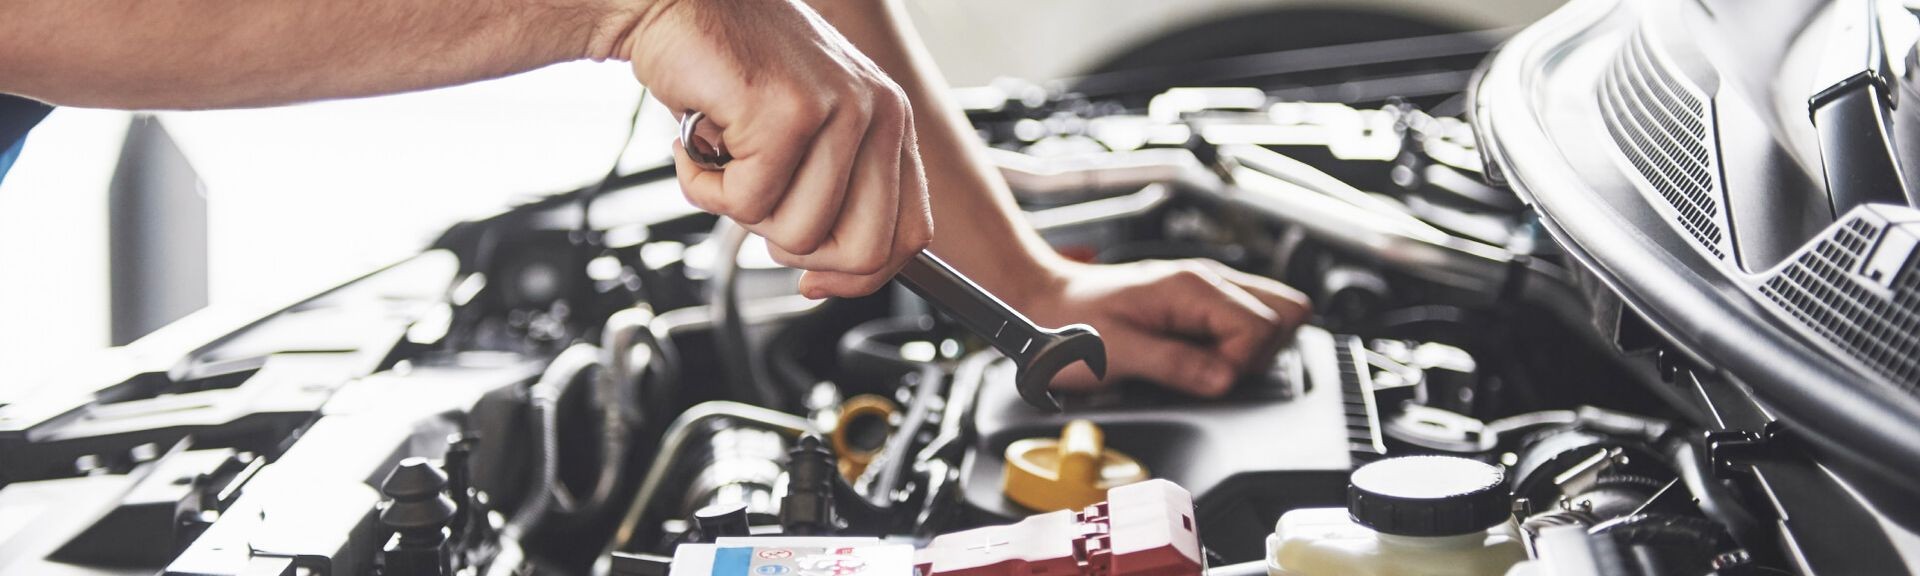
[0, 0, 648, 109]
[804, 0, 1069, 307]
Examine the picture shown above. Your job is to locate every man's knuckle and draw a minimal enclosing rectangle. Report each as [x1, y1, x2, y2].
[733, 211, 767, 226]
[681, 189, 717, 213]
[899, 215, 933, 250]
[846, 257, 884, 277]
[767, 249, 803, 269]
[1176, 358, 1211, 381]
[842, 243, 889, 276]
[706, 192, 742, 218]
[715, 202, 755, 222]
[782, 91, 831, 127]
[777, 228, 825, 257]
[742, 191, 781, 222]
[890, 85, 914, 117]
[841, 87, 876, 124]
[895, 88, 914, 116]
[1168, 266, 1209, 286]
[871, 85, 907, 122]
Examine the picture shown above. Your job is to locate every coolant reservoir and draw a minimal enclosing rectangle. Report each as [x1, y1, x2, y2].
[1266, 456, 1526, 576]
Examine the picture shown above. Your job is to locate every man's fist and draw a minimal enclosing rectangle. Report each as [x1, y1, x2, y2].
[1021, 259, 1312, 397]
[623, 0, 932, 299]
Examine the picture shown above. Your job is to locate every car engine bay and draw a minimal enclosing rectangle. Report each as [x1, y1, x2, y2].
[5, 1, 1920, 575]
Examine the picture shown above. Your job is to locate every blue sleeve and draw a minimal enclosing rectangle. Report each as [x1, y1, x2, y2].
[0, 138, 24, 182]
[0, 94, 54, 184]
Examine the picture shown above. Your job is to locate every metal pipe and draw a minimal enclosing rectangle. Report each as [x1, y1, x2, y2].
[596, 401, 816, 576]
[1216, 144, 1514, 292]
[864, 366, 943, 508]
[1025, 183, 1173, 232]
[991, 147, 1201, 198]
[916, 350, 1000, 464]
[992, 143, 1515, 293]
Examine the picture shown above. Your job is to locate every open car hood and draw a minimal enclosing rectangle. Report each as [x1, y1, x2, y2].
[1474, 0, 1920, 491]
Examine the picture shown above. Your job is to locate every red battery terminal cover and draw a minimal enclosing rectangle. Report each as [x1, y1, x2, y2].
[915, 480, 1202, 576]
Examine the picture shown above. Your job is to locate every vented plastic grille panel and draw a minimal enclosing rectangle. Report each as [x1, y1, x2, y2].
[1597, 29, 1730, 260]
[1335, 336, 1386, 461]
[1759, 215, 1920, 389]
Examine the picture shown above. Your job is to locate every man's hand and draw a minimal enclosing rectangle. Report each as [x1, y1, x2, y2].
[785, 0, 1311, 397]
[1021, 259, 1312, 397]
[621, 0, 933, 299]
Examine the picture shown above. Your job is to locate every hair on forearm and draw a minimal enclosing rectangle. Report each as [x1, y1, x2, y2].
[0, 0, 616, 109]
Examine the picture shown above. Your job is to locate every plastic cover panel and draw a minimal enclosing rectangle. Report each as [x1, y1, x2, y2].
[1475, 0, 1920, 491]
[1598, 28, 1732, 260]
[1759, 208, 1920, 388]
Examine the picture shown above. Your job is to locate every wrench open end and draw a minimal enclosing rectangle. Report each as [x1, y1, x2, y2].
[1014, 324, 1107, 413]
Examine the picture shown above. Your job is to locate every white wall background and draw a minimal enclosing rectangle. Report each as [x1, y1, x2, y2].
[0, 0, 1558, 397]
[0, 61, 665, 396]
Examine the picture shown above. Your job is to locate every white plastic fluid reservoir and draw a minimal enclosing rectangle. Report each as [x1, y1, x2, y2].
[1266, 456, 1527, 576]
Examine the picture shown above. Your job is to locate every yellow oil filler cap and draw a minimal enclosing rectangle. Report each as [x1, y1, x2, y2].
[1002, 419, 1149, 511]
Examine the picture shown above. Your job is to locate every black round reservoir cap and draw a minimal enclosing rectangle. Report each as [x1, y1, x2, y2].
[1347, 455, 1510, 536]
[694, 502, 752, 538]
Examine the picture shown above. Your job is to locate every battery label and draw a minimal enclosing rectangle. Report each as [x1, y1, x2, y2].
[712, 546, 896, 576]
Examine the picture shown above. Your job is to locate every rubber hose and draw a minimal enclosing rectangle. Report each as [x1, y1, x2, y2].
[505, 343, 602, 539]
[709, 219, 782, 407]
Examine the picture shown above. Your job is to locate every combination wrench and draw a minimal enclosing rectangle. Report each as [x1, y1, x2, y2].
[678, 110, 1104, 411]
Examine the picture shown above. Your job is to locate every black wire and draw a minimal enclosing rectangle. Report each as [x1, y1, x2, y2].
[578, 85, 652, 238]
